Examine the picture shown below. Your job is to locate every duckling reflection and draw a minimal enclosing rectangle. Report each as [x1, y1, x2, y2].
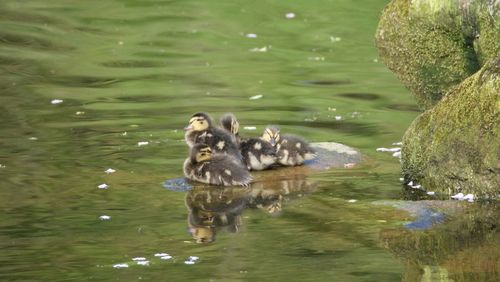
[247, 175, 318, 216]
[185, 186, 250, 243]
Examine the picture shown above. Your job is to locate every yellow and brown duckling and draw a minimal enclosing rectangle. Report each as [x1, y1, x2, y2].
[262, 125, 316, 166]
[184, 112, 242, 161]
[220, 113, 277, 171]
[183, 143, 252, 186]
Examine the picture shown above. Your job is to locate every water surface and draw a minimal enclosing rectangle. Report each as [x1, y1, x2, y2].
[1, 0, 497, 281]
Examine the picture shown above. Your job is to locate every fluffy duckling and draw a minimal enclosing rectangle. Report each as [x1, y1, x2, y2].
[183, 143, 252, 186]
[184, 112, 242, 161]
[220, 113, 277, 171]
[261, 125, 316, 166]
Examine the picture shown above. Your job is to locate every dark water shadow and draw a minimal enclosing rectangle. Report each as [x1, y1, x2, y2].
[379, 202, 499, 281]
[337, 92, 382, 101]
[0, 31, 73, 51]
[294, 80, 352, 87]
[100, 60, 166, 68]
[386, 103, 421, 112]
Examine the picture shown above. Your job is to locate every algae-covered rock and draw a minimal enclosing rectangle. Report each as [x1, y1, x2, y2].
[402, 57, 500, 197]
[376, 0, 500, 109]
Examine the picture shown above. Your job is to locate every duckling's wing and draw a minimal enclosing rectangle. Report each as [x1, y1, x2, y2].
[210, 155, 252, 186]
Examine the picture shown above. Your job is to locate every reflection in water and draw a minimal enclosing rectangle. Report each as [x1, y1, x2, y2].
[184, 174, 318, 243]
[380, 203, 499, 281]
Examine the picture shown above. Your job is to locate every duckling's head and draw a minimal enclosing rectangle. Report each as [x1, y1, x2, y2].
[190, 143, 213, 163]
[262, 125, 280, 146]
[219, 113, 239, 135]
[184, 112, 213, 132]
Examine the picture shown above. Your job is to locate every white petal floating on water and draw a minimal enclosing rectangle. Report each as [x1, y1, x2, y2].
[0, 164, 6, 168]
[335, 116, 342, 121]
[347, 199, 357, 203]
[154, 253, 169, 257]
[426, 191, 435, 195]
[99, 215, 111, 220]
[249, 94, 263, 100]
[132, 257, 147, 261]
[98, 183, 109, 189]
[137, 141, 149, 146]
[76, 111, 85, 115]
[184, 261, 195, 265]
[113, 263, 129, 268]
[160, 255, 173, 260]
[137, 261, 150, 266]
[243, 126, 257, 131]
[249, 46, 267, 52]
[376, 147, 401, 152]
[463, 194, 475, 202]
[285, 12, 296, 19]
[105, 168, 116, 174]
[246, 33, 257, 38]
[51, 99, 63, 105]
[451, 192, 464, 200]
[28, 137, 38, 140]
[399, 178, 404, 182]
[188, 256, 199, 261]
[330, 36, 342, 42]
[121, 132, 127, 136]
[392, 141, 403, 146]
[392, 151, 401, 158]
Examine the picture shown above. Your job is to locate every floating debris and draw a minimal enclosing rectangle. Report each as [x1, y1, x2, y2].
[99, 215, 111, 220]
[376, 147, 401, 152]
[137, 141, 149, 146]
[28, 137, 38, 140]
[426, 191, 435, 195]
[76, 111, 85, 115]
[308, 56, 325, 61]
[330, 36, 341, 42]
[184, 256, 199, 265]
[463, 193, 475, 202]
[51, 99, 63, 105]
[392, 141, 403, 146]
[399, 178, 404, 182]
[335, 115, 342, 121]
[184, 261, 195, 265]
[132, 257, 147, 261]
[245, 33, 257, 38]
[249, 94, 263, 100]
[98, 183, 109, 189]
[0, 164, 5, 168]
[154, 253, 169, 257]
[249, 46, 267, 52]
[285, 12, 296, 19]
[188, 256, 199, 261]
[105, 168, 116, 174]
[136, 261, 150, 266]
[121, 132, 127, 136]
[160, 255, 173, 260]
[347, 199, 357, 203]
[113, 263, 129, 268]
[243, 126, 257, 130]
[327, 107, 336, 112]
[451, 193, 464, 200]
[392, 151, 401, 158]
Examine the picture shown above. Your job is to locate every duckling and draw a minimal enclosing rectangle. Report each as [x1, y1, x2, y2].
[183, 143, 252, 186]
[261, 125, 316, 166]
[184, 112, 242, 161]
[220, 113, 277, 171]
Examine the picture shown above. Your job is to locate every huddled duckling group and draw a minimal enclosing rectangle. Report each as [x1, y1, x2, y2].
[183, 112, 316, 186]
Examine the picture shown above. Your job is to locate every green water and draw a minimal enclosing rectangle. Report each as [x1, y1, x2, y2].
[1, 0, 497, 281]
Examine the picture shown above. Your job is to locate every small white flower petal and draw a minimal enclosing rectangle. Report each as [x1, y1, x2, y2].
[99, 215, 111, 220]
[249, 94, 263, 100]
[132, 257, 147, 261]
[98, 183, 109, 189]
[105, 168, 116, 174]
[285, 12, 296, 19]
[184, 261, 195, 265]
[113, 263, 129, 268]
[51, 99, 63, 105]
[137, 141, 149, 146]
[160, 255, 173, 260]
[137, 261, 150, 266]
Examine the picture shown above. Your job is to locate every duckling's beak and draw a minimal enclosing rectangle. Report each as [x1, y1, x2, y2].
[184, 124, 193, 131]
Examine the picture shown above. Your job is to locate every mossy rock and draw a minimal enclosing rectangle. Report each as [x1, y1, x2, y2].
[376, 0, 500, 109]
[402, 57, 500, 197]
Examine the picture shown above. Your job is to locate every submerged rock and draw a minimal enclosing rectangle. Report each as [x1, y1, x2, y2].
[376, 0, 499, 109]
[402, 57, 499, 197]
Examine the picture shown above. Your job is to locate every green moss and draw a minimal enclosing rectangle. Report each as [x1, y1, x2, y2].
[402, 57, 500, 197]
[375, 0, 498, 110]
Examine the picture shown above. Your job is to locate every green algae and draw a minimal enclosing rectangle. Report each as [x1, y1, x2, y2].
[402, 57, 500, 197]
[376, 0, 499, 110]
